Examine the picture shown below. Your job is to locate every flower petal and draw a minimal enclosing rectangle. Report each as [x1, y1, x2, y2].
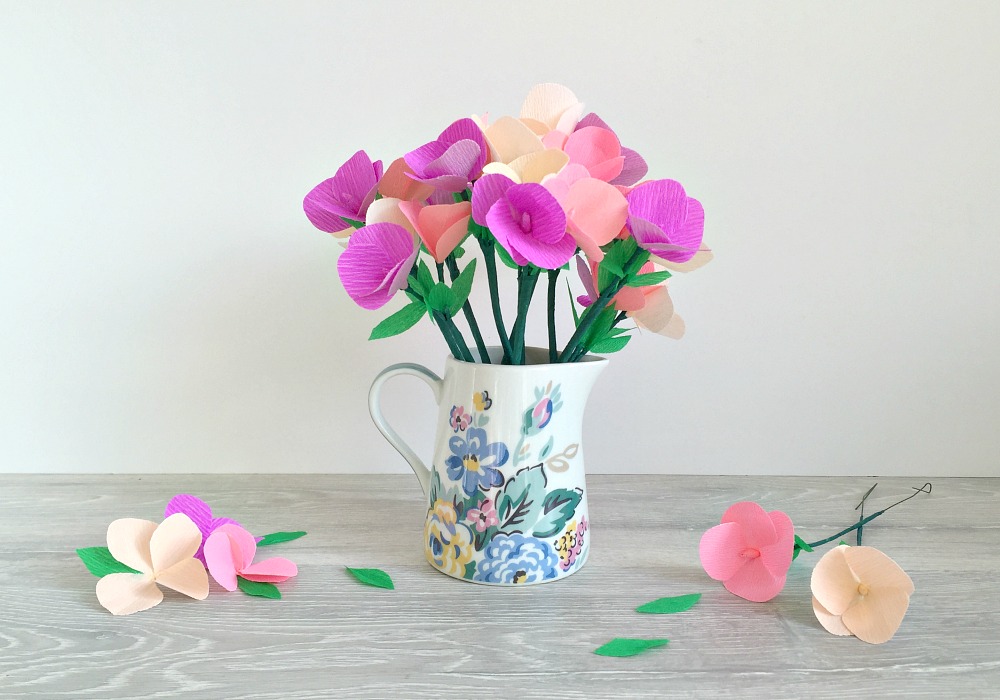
[150, 513, 202, 573]
[520, 83, 581, 131]
[563, 178, 627, 258]
[106, 518, 156, 573]
[841, 588, 912, 644]
[699, 521, 747, 581]
[484, 116, 544, 164]
[720, 501, 777, 547]
[724, 557, 785, 602]
[563, 127, 623, 182]
[156, 557, 209, 600]
[471, 173, 516, 226]
[204, 529, 240, 591]
[628, 286, 675, 333]
[843, 546, 915, 595]
[337, 223, 418, 310]
[759, 510, 795, 580]
[96, 573, 162, 615]
[657, 245, 714, 272]
[811, 545, 862, 615]
[405, 201, 471, 263]
[377, 157, 435, 202]
[506, 149, 569, 184]
[812, 596, 853, 636]
[241, 557, 298, 583]
[611, 147, 648, 187]
[366, 197, 418, 237]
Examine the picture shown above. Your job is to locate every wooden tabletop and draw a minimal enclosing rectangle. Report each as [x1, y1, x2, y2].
[1, 474, 996, 698]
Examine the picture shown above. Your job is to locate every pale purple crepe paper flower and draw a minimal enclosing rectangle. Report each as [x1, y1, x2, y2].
[337, 222, 418, 310]
[473, 174, 575, 269]
[164, 494, 240, 564]
[576, 254, 598, 307]
[303, 150, 384, 234]
[626, 179, 705, 263]
[575, 113, 648, 187]
[404, 118, 489, 193]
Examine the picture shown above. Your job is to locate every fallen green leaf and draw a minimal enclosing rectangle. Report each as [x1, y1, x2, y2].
[594, 638, 669, 657]
[635, 593, 701, 614]
[345, 566, 394, 590]
[237, 576, 281, 599]
[76, 547, 141, 576]
[256, 531, 307, 547]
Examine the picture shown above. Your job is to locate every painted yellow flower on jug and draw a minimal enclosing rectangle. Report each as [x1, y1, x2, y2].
[424, 500, 474, 577]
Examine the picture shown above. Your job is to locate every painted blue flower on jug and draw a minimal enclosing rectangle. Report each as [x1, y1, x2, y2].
[446, 426, 509, 497]
[474, 533, 560, 584]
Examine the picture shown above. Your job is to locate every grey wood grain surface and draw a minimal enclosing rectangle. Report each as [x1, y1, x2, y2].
[0, 475, 997, 699]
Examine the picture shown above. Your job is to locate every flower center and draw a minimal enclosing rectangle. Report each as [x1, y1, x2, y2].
[857, 583, 870, 596]
[741, 547, 761, 560]
[463, 454, 480, 472]
[513, 570, 527, 583]
[520, 211, 532, 232]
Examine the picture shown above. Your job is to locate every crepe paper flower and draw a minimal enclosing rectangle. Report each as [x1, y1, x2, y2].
[543, 174, 627, 261]
[563, 126, 625, 183]
[397, 200, 472, 263]
[472, 174, 575, 269]
[95, 513, 209, 615]
[204, 523, 298, 592]
[629, 285, 685, 339]
[164, 494, 239, 564]
[626, 179, 705, 263]
[520, 82, 584, 136]
[336, 222, 419, 310]
[446, 426, 509, 497]
[481, 116, 569, 184]
[303, 150, 384, 236]
[404, 118, 489, 192]
[575, 113, 649, 187]
[449, 405, 471, 432]
[466, 498, 499, 532]
[377, 157, 435, 202]
[699, 501, 795, 602]
[811, 545, 914, 644]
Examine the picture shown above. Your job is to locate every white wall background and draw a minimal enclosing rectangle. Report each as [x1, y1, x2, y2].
[2, 1, 998, 476]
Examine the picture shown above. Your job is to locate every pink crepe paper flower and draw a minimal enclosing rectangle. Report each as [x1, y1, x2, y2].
[472, 174, 575, 269]
[377, 157, 436, 202]
[337, 222, 419, 310]
[626, 179, 705, 263]
[404, 118, 489, 193]
[575, 257, 686, 340]
[164, 494, 240, 564]
[398, 200, 472, 263]
[542, 169, 627, 262]
[204, 523, 298, 591]
[699, 501, 794, 602]
[574, 113, 648, 187]
[811, 545, 915, 644]
[466, 498, 499, 533]
[96, 513, 209, 615]
[562, 126, 625, 183]
[303, 150, 383, 236]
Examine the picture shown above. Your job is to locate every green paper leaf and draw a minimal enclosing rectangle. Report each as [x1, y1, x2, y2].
[342, 217, 365, 229]
[793, 534, 813, 552]
[256, 531, 307, 547]
[839, 540, 849, 546]
[345, 566, 395, 590]
[426, 283, 456, 314]
[626, 270, 672, 288]
[76, 546, 141, 576]
[417, 260, 435, 294]
[452, 244, 465, 258]
[408, 273, 427, 297]
[589, 334, 631, 354]
[369, 301, 426, 340]
[566, 281, 581, 326]
[237, 576, 281, 599]
[495, 243, 518, 269]
[635, 593, 701, 614]
[448, 258, 477, 314]
[594, 638, 669, 657]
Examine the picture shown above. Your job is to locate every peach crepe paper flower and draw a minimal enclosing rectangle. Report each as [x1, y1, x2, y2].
[398, 200, 472, 263]
[377, 157, 435, 202]
[542, 165, 626, 262]
[481, 116, 569, 185]
[519, 82, 584, 137]
[95, 513, 209, 615]
[577, 258, 685, 339]
[699, 501, 795, 602]
[204, 524, 298, 592]
[811, 545, 914, 644]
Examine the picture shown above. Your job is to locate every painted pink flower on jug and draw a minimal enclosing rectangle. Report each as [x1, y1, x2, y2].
[204, 524, 298, 592]
[699, 501, 794, 602]
[337, 222, 419, 310]
[450, 405, 471, 432]
[467, 498, 499, 533]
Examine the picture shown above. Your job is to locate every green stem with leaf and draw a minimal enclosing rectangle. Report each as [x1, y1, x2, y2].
[446, 255, 489, 363]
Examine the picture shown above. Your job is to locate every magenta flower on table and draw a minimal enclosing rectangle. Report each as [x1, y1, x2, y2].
[303, 150, 383, 237]
[626, 179, 705, 263]
[404, 118, 490, 193]
[336, 222, 418, 310]
[472, 174, 575, 269]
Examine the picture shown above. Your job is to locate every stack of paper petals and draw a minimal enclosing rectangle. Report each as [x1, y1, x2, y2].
[205, 524, 298, 591]
[811, 545, 914, 644]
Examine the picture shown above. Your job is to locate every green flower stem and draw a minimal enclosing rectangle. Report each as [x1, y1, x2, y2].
[406, 283, 462, 358]
[566, 308, 630, 363]
[509, 266, 540, 364]
[435, 311, 473, 362]
[435, 262, 445, 284]
[547, 269, 560, 363]
[446, 255, 489, 363]
[558, 248, 648, 363]
[478, 237, 514, 364]
[805, 509, 892, 549]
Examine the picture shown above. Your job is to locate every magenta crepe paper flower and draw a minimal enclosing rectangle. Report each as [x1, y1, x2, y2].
[303, 150, 384, 235]
[574, 113, 648, 187]
[626, 179, 705, 263]
[204, 524, 298, 591]
[699, 501, 795, 602]
[337, 222, 419, 310]
[472, 174, 575, 269]
[164, 494, 240, 564]
[404, 118, 490, 193]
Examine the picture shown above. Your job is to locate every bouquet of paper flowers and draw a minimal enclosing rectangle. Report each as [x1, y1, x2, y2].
[303, 83, 710, 364]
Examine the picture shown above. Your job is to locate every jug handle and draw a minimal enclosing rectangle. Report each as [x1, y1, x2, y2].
[368, 363, 443, 495]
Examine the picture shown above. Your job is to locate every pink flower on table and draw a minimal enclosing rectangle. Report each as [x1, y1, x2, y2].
[699, 501, 795, 602]
[449, 405, 471, 432]
[303, 150, 384, 237]
[397, 200, 472, 263]
[204, 524, 298, 592]
[164, 494, 240, 564]
[626, 179, 704, 263]
[96, 514, 209, 615]
[574, 113, 648, 187]
[404, 118, 490, 193]
[471, 174, 575, 269]
[466, 498, 499, 532]
[337, 222, 419, 310]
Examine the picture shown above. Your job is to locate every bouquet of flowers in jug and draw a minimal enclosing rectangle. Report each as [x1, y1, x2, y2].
[303, 83, 711, 364]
